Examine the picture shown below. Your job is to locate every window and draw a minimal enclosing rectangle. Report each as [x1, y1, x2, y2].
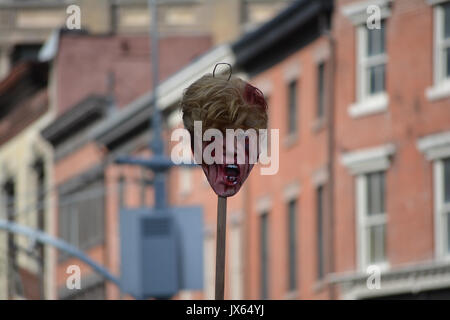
[342, 143, 394, 270]
[316, 186, 325, 279]
[434, 157, 450, 257]
[444, 159, 450, 253]
[358, 171, 387, 267]
[178, 167, 192, 196]
[287, 80, 297, 136]
[10, 43, 42, 67]
[364, 21, 386, 96]
[59, 178, 105, 259]
[287, 199, 297, 291]
[3, 179, 20, 298]
[230, 215, 243, 299]
[427, 2, 450, 101]
[358, 21, 387, 99]
[349, 20, 389, 117]
[417, 130, 450, 258]
[260, 212, 269, 299]
[442, 3, 450, 79]
[118, 176, 125, 209]
[204, 228, 215, 300]
[33, 158, 45, 299]
[435, 1, 450, 82]
[341, 0, 392, 118]
[33, 159, 45, 232]
[317, 62, 326, 119]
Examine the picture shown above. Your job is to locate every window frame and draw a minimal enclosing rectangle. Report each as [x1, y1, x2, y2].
[287, 198, 298, 292]
[229, 213, 244, 300]
[433, 158, 450, 259]
[316, 185, 325, 280]
[417, 130, 450, 259]
[349, 21, 389, 118]
[287, 79, 298, 137]
[356, 171, 388, 270]
[260, 211, 270, 300]
[434, 3, 450, 85]
[58, 178, 105, 261]
[341, 143, 395, 271]
[357, 21, 388, 101]
[317, 61, 326, 120]
[427, 1, 450, 101]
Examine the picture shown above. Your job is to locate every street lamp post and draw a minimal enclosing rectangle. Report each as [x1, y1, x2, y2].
[115, 0, 173, 210]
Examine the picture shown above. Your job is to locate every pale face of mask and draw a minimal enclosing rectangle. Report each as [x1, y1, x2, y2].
[198, 134, 258, 198]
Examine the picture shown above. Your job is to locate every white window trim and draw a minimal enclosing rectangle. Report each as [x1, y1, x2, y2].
[167, 109, 183, 129]
[254, 79, 273, 97]
[256, 195, 272, 215]
[283, 181, 301, 202]
[341, 143, 396, 175]
[341, 0, 393, 26]
[342, 144, 395, 271]
[314, 43, 330, 64]
[349, 92, 389, 118]
[312, 166, 329, 187]
[355, 174, 389, 271]
[432, 159, 450, 260]
[283, 61, 301, 83]
[426, 1, 450, 101]
[349, 25, 389, 118]
[417, 130, 450, 161]
[417, 130, 450, 260]
[229, 210, 244, 300]
[178, 167, 192, 196]
[342, 0, 391, 118]
[203, 225, 215, 300]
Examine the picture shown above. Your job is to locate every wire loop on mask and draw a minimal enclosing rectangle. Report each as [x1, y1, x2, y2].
[213, 63, 232, 81]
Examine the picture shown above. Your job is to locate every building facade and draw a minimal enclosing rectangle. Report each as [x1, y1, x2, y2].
[0, 0, 293, 80]
[41, 31, 213, 299]
[331, 0, 450, 299]
[0, 61, 54, 299]
[2, 0, 450, 300]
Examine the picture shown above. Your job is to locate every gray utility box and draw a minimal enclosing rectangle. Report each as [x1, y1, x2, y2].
[120, 207, 203, 299]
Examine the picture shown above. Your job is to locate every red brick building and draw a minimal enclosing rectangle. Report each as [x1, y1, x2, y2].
[41, 32, 212, 299]
[174, 0, 450, 300]
[0, 61, 50, 300]
[35, 0, 450, 300]
[330, 0, 450, 299]
[54, 32, 212, 114]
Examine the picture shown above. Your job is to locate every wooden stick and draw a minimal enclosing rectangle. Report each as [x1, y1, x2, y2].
[215, 196, 227, 300]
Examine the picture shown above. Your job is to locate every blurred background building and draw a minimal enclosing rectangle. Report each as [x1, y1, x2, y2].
[1, 0, 450, 300]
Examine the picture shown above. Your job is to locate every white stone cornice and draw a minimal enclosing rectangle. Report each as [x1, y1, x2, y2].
[341, 143, 396, 175]
[342, 0, 393, 26]
[283, 181, 301, 202]
[256, 195, 272, 215]
[417, 130, 450, 160]
[312, 166, 329, 187]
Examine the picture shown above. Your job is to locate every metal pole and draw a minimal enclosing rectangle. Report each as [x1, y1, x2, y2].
[148, 0, 166, 211]
[215, 196, 227, 300]
[0, 220, 122, 289]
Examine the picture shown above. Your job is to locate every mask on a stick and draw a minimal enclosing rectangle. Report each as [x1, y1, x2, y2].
[180, 67, 268, 197]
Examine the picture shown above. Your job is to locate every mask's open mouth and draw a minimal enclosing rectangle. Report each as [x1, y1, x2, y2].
[224, 164, 240, 186]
